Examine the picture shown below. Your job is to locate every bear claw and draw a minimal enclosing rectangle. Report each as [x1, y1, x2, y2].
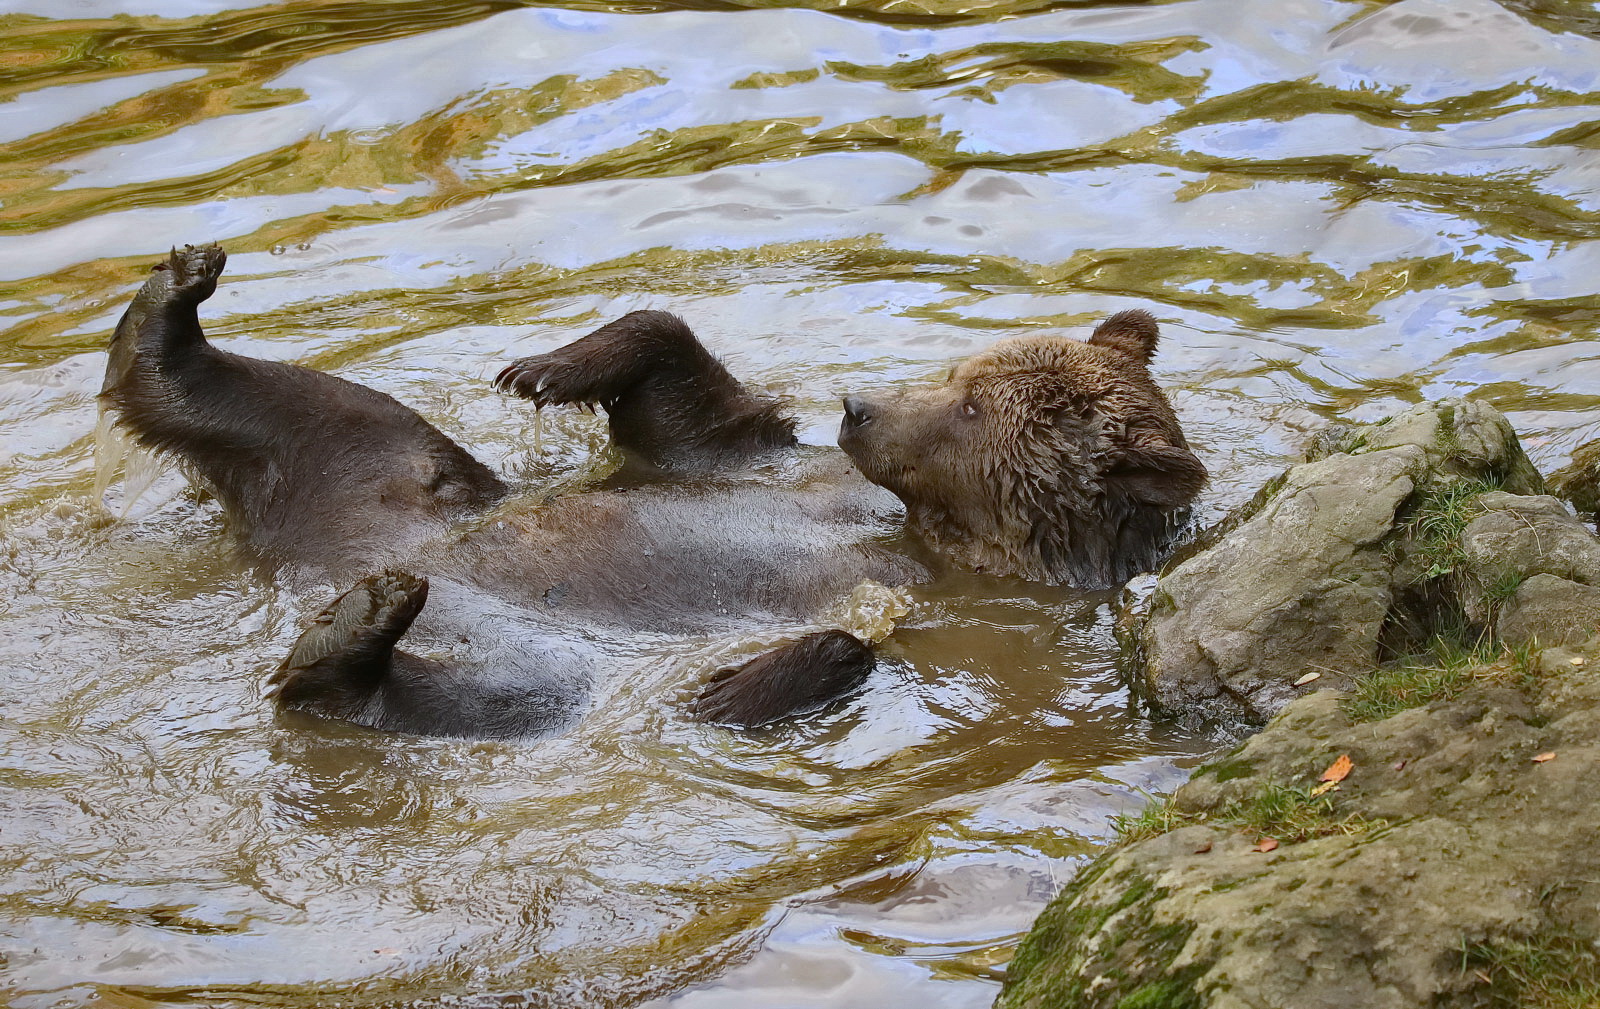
[494, 356, 595, 409]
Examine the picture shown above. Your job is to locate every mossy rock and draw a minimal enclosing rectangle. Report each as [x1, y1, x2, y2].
[1123, 398, 1546, 726]
[1001, 635, 1600, 1009]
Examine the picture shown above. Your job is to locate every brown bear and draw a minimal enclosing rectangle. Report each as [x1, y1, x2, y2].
[101, 244, 1204, 737]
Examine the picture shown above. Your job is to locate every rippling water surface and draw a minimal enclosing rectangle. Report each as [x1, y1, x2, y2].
[1, 0, 1597, 1005]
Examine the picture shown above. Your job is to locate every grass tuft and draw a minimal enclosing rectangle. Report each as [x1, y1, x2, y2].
[1226, 783, 1376, 843]
[1112, 783, 1379, 847]
[1402, 477, 1500, 579]
[1113, 793, 1199, 844]
[1346, 633, 1538, 723]
[1460, 932, 1600, 1009]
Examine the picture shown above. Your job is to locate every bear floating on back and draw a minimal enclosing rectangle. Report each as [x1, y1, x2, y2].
[102, 244, 1205, 737]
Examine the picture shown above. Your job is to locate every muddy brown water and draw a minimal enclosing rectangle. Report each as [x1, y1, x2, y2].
[0, 0, 1596, 1005]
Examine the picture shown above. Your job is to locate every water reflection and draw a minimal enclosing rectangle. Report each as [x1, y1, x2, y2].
[1, 0, 1597, 1005]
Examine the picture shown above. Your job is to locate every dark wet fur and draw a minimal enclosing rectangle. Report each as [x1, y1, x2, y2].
[102, 247, 875, 738]
[692, 631, 876, 729]
[101, 245, 505, 572]
[837, 306, 1206, 586]
[103, 245, 1201, 738]
[496, 310, 796, 472]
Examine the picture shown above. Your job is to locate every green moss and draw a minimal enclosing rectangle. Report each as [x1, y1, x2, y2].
[1196, 757, 1256, 783]
[992, 863, 1203, 1009]
[999, 860, 1212, 1009]
[1112, 875, 1154, 914]
[1115, 978, 1203, 1009]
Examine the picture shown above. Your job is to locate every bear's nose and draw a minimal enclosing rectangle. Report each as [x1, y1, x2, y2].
[842, 395, 874, 428]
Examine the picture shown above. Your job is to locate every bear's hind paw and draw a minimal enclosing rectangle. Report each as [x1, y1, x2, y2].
[269, 571, 429, 703]
[148, 244, 227, 304]
[692, 630, 875, 730]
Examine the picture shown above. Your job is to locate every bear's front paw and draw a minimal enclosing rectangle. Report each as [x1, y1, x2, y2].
[151, 244, 227, 303]
[494, 354, 598, 409]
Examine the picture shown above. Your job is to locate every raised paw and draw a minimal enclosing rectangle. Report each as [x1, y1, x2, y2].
[492, 310, 704, 409]
[269, 570, 429, 706]
[692, 630, 875, 730]
[494, 353, 599, 410]
[146, 243, 227, 305]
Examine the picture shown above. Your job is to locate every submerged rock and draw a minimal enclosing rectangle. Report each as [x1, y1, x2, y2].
[1547, 437, 1600, 522]
[1124, 398, 1544, 726]
[998, 635, 1600, 1009]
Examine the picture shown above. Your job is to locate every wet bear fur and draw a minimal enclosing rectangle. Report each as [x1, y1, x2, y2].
[835, 312, 1207, 586]
[102, 244, 1205, 738]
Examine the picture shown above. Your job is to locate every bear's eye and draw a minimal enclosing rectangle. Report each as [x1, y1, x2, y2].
[961, 401, 979, 418]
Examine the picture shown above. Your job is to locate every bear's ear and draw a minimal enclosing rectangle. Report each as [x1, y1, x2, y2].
[1104, 440, 1208, 509]
[1089, 309, 1160, 364]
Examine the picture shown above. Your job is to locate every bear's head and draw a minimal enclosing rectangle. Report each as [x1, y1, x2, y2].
[838, 309, 1206, 587]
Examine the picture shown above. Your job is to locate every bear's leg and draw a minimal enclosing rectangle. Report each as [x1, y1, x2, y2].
[101, 245, 505, 568]
[691, 630, 876, 729]
[495, 310, 796, 472]
[102, 243, 227, 400]
[269, 571, 432, 719]
[270, 573, 590, 738]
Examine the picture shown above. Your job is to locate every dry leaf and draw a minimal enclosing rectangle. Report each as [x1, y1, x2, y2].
[1251, 838, 1279, 853]
[1533, 752, 1556, 763]
[1320, 754, 1354, 783]
[1293, 671, 1321, 687]
[1571, 657, 1587, 667]
[1310, 780, 1339, 797]
[1193, 841, 1213, 854]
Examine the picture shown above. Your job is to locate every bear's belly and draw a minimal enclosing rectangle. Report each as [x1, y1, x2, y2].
[417, 482, 926, 636]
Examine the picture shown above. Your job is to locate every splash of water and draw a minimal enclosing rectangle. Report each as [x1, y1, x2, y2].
[833, 579, 913, 644]
[92, 405, 169, 520]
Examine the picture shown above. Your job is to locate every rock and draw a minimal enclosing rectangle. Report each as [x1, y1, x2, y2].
[1497, 574, 1600, 649]
[1126, 398, 1544, 725]
[999, 636, 1600, 1009]
[1548, 438, 1600, 520]
[1460, 492, 1600, 590]
[1358, 398, 1542, 494]
[1456, 493, 1600, 647]
[1133, 447, 1417, 723]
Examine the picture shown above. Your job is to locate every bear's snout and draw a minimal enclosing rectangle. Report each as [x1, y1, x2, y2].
[841, 395, 874, 429]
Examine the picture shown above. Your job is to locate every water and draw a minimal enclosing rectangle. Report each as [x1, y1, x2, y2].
[1, 0, 1596, 1005]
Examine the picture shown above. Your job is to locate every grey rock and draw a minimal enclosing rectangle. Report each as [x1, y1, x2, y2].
[1457, 493, 1600, 638]
[999, 636, 1600, 1009]
[1461, 492, 1600, 588]
[1497, 574, 1600, 649]
[1128, 398, 1547, 725]
[1136, 447, 1418, 723]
